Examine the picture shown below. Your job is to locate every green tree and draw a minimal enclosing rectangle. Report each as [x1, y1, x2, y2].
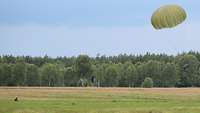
[118, 62, 136, 87]
[64, 67, 78, 86]
[12, 61, 27, 86]
[161, 63, 178, 87]
[145, 60, 163, 87]
[26, 64, 40, 86]
[103, 64, 118, 87]
[135, 61, 163, 87]
[1, 52, 200, 87]
[176, 55, 199, 87]
[40, 63, 62, 87]
[0, 57, 2, 63]
[92, 63, 107, 87]
[142, 77, 153, 88]
[0, 64, 3, 85]
[0, 64, 13, 86]
[75, 55, 92, 85]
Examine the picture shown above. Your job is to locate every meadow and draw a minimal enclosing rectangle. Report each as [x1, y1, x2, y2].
[0, 87, 200, 113]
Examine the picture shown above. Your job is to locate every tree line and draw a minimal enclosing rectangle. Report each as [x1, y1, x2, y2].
[0, 51, 200, 87]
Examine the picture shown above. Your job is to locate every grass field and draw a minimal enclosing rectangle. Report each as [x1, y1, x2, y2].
[0, 87, 200, 113]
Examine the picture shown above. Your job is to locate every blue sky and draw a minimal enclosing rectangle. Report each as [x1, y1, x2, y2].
[0, 0, 200, 57]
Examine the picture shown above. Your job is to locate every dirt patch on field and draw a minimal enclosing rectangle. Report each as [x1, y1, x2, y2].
[0, 87, 200, 99]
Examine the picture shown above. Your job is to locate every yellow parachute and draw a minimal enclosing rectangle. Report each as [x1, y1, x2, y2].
[151, 5, 187, 30]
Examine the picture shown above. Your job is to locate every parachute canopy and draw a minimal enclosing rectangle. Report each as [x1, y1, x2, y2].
[151, 5, 187, 30]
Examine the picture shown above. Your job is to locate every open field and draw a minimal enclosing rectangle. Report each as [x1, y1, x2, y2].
[0, 87, 200, 113]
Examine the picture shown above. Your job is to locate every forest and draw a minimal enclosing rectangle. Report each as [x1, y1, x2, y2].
[0, 51, 200, 87]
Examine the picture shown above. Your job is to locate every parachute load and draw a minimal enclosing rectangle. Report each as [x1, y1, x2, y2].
[151, 5, 187, 30]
